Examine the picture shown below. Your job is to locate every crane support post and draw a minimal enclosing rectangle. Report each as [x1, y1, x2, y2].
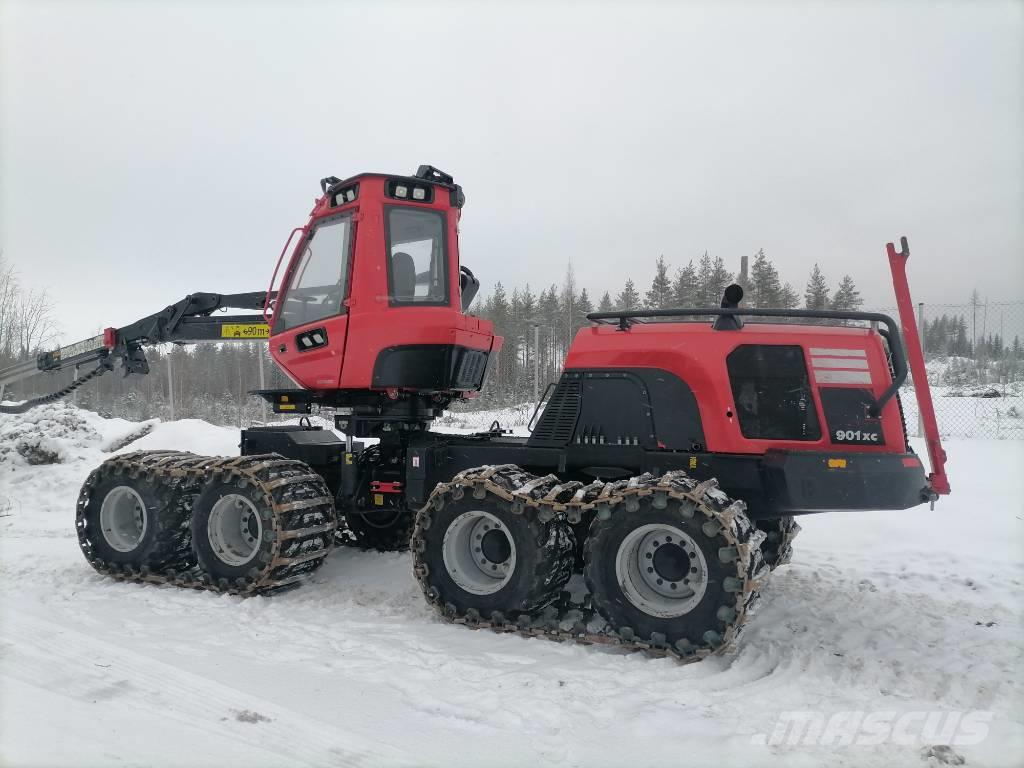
[886, 237, 950, 496]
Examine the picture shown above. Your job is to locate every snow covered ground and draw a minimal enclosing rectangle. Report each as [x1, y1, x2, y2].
[1, 405, 1022, 768]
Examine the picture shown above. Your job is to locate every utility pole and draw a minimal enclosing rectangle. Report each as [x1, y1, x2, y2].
[167, 350, 176, 421]
[533, 322, 540, 404]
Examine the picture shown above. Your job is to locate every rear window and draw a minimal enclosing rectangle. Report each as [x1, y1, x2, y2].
[385, 206, 449, 306]
[727, 345, 821, 441]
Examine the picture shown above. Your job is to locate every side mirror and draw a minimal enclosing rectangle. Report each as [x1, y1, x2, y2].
[460, 266, 480, 311]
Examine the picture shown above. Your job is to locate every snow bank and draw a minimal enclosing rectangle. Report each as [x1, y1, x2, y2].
[1, 406, 1022, 767]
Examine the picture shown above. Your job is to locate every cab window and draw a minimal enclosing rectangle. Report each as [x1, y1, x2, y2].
[274, 213, 352, 332]
[386, 207, 448, 305]
[727, 345, 821, 440]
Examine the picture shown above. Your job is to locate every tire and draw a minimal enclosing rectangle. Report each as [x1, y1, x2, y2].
[344, 509, 413, 551]
[417, 492, 575, 618]
[584, 494, 738, 648]
[190, 478, 277, 583]
[757, 516, 799, 569]
[78, 470, 190, 570]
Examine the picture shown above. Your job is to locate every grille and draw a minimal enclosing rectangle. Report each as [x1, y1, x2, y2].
[529, 376, 582, 447]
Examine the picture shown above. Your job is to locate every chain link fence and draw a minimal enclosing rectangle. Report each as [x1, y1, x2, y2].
[868, 301, 1024, 440]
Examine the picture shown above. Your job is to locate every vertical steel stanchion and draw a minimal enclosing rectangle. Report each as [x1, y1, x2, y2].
[72, 364, 80, 407]
[167, 350, 176, 421]
[917, 302, 925, 437]
[258, 344, 268, 424]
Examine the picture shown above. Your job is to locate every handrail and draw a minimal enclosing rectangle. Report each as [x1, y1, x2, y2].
[528, 382, 556, 433]
[264, 226, 305, 326]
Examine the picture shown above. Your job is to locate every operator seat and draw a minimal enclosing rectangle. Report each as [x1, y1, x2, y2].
[391, 252, 416, 301]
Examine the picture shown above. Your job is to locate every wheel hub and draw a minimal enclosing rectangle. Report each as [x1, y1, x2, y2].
[615, 523, 709, 618]
[207, 494, 263, 567]
[442, 510, 517, 595]
[480, 528, 511, 565]
[99, 485, 148, 553]
[652, 542, 689, 583]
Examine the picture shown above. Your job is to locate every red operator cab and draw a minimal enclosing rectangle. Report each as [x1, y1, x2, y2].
[265, 166, 501, 401]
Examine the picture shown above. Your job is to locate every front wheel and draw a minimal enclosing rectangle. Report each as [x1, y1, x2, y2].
[413, 489, 575, 619]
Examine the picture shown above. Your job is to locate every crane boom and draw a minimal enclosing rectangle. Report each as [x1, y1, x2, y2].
[0, 291, 271, 414]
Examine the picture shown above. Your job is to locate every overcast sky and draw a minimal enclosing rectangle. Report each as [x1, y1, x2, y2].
[1, 0, 1021, 343]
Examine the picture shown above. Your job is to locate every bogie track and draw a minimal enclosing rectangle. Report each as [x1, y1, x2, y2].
[412, 465, 771, 661]
[76, 450, 337, 595]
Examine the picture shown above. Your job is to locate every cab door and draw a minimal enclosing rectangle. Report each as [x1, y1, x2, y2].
[269, 212, 353, 390]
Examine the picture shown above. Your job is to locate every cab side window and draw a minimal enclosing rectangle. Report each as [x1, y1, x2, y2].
[386, 207, 448, 305]
[727, 345, 821, 440]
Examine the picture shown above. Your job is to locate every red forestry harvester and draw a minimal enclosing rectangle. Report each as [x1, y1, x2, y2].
[0, 166, 950, 660]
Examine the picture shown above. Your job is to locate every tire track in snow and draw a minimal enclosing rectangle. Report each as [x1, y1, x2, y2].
[0, 613, 432, 768]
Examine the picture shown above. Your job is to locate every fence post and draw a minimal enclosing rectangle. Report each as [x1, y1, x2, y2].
[917, 301, 925, 438]
[167, 350, 176, 421]
[72, 364, 80, 407]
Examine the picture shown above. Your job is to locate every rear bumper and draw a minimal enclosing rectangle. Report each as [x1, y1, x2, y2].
[761, 450, 930, 513]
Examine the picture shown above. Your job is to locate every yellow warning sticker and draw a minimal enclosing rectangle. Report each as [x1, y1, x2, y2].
[221, 323, 269, 339]
[373, 493, 384, 506]
[827, 458, 848, 469]
[689, 456, 698, 469]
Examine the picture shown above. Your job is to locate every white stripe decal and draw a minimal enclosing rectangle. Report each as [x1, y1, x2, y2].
[809, 347, 866, 358]
[814, 369, 872, 384]
[811, 357, 870, 370]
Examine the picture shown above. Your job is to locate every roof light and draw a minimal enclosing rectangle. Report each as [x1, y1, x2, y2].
[412, 186, 426, 201]
[332, 184, 359, 207]
[394, 185, 408, 198]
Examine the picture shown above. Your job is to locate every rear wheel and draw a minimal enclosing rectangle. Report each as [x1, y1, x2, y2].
[584, 495, 739, 649]
[415, 492, 574, 618]
[191, 481, 273, 582]
[78, 470, 190, 570]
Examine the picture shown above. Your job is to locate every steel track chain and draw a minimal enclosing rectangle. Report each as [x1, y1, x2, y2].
[76, 450, 338, 595]
[775, 516, 801, 568]
[411, 465, 771, 663]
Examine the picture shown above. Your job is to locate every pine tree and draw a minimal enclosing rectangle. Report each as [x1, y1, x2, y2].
[644, 255, 673, 309]
[709, 256, 732, 306]
[559, 265, 578, 360]
[598, 291, 614, 312]
[575, 288, 594, 334]
[749, 249, 783, 308]
[804, 264, 830, 310]
[538, 284, 560, 381]
[616, 278, 640, 311]
[830, 275, 863, 311]
[673, 260, 698, 307]
[779, 283, 800, 309]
